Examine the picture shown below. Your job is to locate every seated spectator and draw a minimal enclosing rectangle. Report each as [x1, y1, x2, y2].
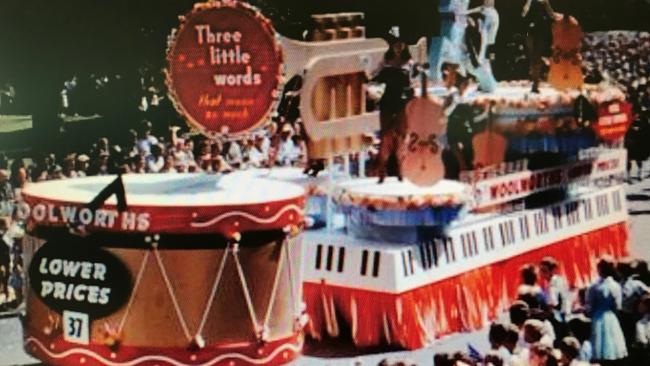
[504, 323, 520, 355]
[160, 154, 177, 173]
[527, 343, 558, 366]
[223, 140, 243, 169]
[524, 319, 554, 348]
[483, 351, 504, 366]
[559, 337, 589, 366]
[146, 144, 164, 173]
[568, 314, 593, 363]
[88, 152, 111, 176]
[489, 322, 512, 364]
[75, 154, 90, 177]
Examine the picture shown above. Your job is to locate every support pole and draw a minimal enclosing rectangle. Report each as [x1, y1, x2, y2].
[326, 155, 335, 232]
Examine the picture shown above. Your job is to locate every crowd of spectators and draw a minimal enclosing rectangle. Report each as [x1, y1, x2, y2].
[0, 117, 311, 186]
[581, 32, 650, 179]
[399, 256, 650, 366]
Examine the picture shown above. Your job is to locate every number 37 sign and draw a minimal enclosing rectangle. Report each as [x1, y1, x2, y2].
[63, 311, 90, 345]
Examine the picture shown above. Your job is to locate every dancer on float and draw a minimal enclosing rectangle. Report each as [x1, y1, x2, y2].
[522, 0, 555, 93]
[442, 71, 489, 179]
[465, 0, 499, 67]
[370, 27, 417, 183]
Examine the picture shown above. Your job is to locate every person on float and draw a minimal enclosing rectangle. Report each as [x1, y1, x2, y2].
[443, 72, 489, 178]
[586, 256, 628, 365]
[521, 0, 555, 93]
[370, 26, 417, 183]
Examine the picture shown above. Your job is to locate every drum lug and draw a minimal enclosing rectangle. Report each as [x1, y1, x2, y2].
[188, 335, 206, 351]
[257, 326, 270, 343]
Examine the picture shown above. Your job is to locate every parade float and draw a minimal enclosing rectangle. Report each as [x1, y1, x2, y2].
[17, 0, 636, 364]
[297, 0, 633, 351]
[20, 1, 308, 366]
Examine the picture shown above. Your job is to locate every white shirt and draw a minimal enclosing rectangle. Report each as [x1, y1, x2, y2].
[637, 314, 650, 345]
[247, 147, 265, 167]
[146, 156, 164, 173]
[277, 138, 298, 166]
[546, 274, 572, 321]
[137, 135, 159, 156]
[622, 276, 650, 314]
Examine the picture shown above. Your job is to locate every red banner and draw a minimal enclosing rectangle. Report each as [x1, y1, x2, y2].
[167, 0, 282, 136]
[595, 101, 633, 141]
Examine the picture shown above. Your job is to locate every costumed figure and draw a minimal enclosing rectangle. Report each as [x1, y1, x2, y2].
[429, 0, 499, 92]
[443, 73, 489, 178]
[522, 0, 555, 93]
[547, 13, 584, 91]
[371, 27, 417, 183]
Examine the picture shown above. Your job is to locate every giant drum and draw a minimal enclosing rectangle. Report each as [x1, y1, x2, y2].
[20, 174, 306, 366]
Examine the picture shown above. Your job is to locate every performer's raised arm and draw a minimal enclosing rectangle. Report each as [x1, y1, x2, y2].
[521, 0, 532, 17]
[542, 0, 555, 19]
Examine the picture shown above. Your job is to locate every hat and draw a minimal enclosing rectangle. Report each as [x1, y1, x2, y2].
[281, 124, 295, 134]
[386, 26, 403, 44]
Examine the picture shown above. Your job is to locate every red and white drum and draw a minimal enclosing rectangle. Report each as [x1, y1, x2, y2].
[20, 173, 306, 366]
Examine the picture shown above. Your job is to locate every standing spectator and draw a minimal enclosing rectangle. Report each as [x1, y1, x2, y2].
[9, 158, 27, 192]
[62, 155, 78, 178]
[617, 259, 650, 343]
[634, 260, 650, 286]
[540, 257, 571, 335]
[160, 155, 177, 173]
[146, 144, 165, 173]
[635, 294, 650, 361]
[223, 140, 243, 169]
[136, 120, 159, 156]
[75, 154, 90, 177]
[277, 124, 298, 166]
[518, 264, 547, 309]
[246, 136, 265, 168]
[586, 257, 628, 364]
[0, 170, 14, 217]
[8, 263, 23, 306]
[88, 152, 111, 176]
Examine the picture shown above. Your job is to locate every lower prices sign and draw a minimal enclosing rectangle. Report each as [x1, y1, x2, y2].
[28, 237, 132, 320]
[166, 0, 283, 136]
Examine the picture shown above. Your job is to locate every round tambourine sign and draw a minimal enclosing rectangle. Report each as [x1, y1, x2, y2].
[166, 0, 283, 136]
[28, 238, 132, 319]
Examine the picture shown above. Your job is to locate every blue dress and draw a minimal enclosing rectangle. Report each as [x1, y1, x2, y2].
[586, 276, 628, 360]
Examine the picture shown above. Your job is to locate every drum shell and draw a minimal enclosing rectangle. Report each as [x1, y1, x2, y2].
[23, 233, 304, 348]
